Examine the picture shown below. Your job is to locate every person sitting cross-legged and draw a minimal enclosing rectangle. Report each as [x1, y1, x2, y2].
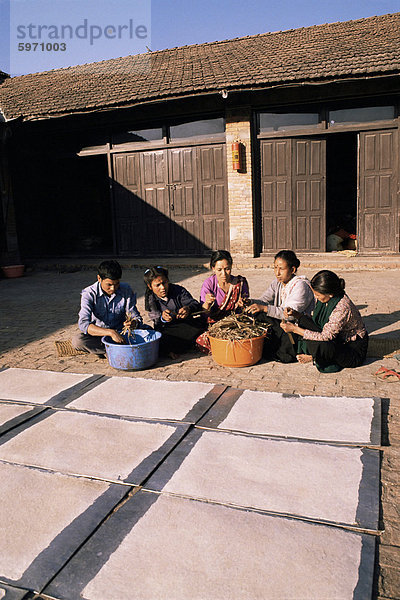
[280, 270, 368, 373]
[144, 266, 205, 359]
[245, 250, 315, 363]
[72, 260, 143, 357]
[196, 249, 249, 354]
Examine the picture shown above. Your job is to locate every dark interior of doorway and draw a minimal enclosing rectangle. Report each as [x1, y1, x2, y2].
[15, 154, 113, 258]
[326, 132, 357, 251]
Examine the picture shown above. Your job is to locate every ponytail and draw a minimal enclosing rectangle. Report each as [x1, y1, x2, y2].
[310, 270, 345, 296]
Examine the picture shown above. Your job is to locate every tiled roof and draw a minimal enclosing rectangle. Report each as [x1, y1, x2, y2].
[0, 12, 399, 121]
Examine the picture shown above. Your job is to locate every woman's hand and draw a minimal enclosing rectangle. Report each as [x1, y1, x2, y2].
[284, 307, 302, 321]
[202, 293, 216, 310]
[162, 309, 174, 322]
[245, 303, 267, 315]
[176, 306, 190, 320]
[280, 321, 295, 333]
[280, 321, 305, 337]
[237, 297, 250, 309]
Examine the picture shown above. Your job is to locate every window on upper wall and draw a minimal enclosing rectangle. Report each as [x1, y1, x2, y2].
[258, 112, 320, 132]
[169, 118, 225, 140]
[112, 127, 163, 145]
[77, 131, 109, 154]
[328, 106, 395, 126]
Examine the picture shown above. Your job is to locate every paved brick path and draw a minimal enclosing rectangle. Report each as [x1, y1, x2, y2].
[1, 265, 399, 599]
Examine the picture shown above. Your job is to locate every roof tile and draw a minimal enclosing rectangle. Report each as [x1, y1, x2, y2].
[0, 12, 399, 121]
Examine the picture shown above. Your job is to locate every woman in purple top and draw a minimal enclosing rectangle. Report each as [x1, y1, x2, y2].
[197, 250, 249, 354]
[200, 250, 249, 322]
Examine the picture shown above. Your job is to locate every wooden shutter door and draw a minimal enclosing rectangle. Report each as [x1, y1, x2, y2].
[168, 147, 199, 254]
[260, 139, 292, 251]
[358, 130, 398, 252]
[139, 150, 172, 254]
[197, 144, 229, 253]
[112, 153, 143, 255]
[292, 138, 326, 252]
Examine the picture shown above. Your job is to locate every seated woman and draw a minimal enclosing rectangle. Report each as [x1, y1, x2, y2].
[246, 250, 315, 363]
[197, 250, 249, 353]
[144, 266, 206, 358]
[281, 270, 368, 373]
[200, 250, 249, 321]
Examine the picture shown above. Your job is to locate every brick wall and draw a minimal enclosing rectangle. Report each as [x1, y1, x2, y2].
[225, 108, 254, 256]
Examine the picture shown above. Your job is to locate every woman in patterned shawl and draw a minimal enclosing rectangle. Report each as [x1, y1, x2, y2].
[281, 270, 368, 373]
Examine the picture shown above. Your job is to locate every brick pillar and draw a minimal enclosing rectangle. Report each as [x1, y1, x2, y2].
[225, 108, 254, 256]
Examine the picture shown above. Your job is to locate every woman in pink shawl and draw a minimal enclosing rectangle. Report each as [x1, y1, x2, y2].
[197, 250, 249, 353]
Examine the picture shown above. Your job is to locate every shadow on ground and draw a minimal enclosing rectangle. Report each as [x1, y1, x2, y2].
[362, 311, 400, 335]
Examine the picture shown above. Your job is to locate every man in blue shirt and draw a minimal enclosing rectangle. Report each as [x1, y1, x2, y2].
[72, 260, 142, 356]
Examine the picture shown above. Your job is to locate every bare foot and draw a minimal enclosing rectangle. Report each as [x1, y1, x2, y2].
[297, 354, 313, 364]
[168, 351, 180, 360]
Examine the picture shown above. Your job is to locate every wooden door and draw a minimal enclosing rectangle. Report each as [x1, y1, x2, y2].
[139, 150, 172, 254]
[260, 139, 292, 251]
[292, 138, 326, 251]
[112, 143, 228, 255]
[197, 144, 229, 252]
[168, 147, 199, 254]
[260, 138, 326, 253]
[358, 130, 398, 252]
[112, 153, 143, 255]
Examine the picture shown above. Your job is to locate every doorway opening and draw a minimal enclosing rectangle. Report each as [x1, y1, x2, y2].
[326, 132, 358, 251]
[14, 153, 112, 258]
[66, 154, 113, 256]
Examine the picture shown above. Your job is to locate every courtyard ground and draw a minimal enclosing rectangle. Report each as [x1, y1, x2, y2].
[0, 256, 399, 599]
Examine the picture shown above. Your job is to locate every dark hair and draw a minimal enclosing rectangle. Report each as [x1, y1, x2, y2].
[98, 260, 122, 280]
[210, 250, 233, 269]
[274, 250, 300, 271]
[310, 270, 345, 296]
[144, 266, 169, 311]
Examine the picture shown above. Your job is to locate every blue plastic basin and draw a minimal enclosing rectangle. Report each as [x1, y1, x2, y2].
[101, 329, 162, 371]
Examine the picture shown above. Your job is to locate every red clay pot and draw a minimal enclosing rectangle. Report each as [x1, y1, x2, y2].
[209, 334, 265, 368]
[1, 265, 25, 278]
